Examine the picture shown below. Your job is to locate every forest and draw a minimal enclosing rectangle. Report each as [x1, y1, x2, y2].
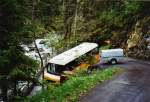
[0, 0, 150, 101]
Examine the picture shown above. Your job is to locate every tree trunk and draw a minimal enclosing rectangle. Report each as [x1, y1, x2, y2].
[64, 0, 76, 39]
[73, 0, 78, 36]
[31, 0, 44, 81]
[2, 86, 8, 101]
[33, 33, 45, 89]
[33, 33, 44, 66]
[13, 80, 17, 96]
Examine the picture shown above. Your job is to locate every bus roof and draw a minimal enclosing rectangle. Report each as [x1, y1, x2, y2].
[49, 42, 98, 65]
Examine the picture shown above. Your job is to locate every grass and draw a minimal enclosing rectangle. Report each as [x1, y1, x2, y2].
[25, 67, 120, 102]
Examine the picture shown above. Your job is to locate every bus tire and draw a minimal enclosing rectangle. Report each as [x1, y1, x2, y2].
[110, 58, 117, 65]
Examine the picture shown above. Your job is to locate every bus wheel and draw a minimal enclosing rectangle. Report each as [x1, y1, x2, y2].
[110, 59, 117, 65]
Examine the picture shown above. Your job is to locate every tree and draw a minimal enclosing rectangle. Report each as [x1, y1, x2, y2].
[0, 0, 38, 101]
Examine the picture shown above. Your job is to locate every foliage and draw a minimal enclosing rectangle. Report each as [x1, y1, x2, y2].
[89, 0, 141, 47]
[99, 45, 112, 51]
[26, 67, 120, 102]
[47, 32, 64, 54]
[47, 32, 84, 55]
[0, 0, 39, 101]
[124, 0, 140, 15]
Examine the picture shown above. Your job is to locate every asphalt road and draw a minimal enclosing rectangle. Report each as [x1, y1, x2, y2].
[78, 58, 150, 102]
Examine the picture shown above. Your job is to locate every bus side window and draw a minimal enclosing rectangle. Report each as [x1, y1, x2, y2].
[55, 65, 66, 74]
[51, 64, 56, 72]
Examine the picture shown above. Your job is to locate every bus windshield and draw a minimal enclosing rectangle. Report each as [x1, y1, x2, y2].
[47, 63, 66, 74]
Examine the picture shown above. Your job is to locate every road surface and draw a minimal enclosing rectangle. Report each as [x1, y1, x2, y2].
[78, 58, 150, 102]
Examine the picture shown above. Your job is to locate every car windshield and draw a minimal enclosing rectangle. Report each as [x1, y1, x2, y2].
[39, 40, 46, 44]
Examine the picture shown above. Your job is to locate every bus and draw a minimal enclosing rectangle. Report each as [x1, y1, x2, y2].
[44, 42, 100, 83]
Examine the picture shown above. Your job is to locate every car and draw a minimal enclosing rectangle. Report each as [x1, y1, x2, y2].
[35, 39, 52, 55]
[147, 44, 150, 50]
[25, 51, 40, 61]
[145, 37, 150, 50]
[146, 37, 150, 43]
[21, 39, 52, 62]
[100, 48, 125, 64]
[20, 44, 30, 52]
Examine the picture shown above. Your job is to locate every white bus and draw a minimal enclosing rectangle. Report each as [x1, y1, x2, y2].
[44, 42, 100, 83]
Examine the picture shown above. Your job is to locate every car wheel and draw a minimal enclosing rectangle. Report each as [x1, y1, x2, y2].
[110, 59, 117, 65]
